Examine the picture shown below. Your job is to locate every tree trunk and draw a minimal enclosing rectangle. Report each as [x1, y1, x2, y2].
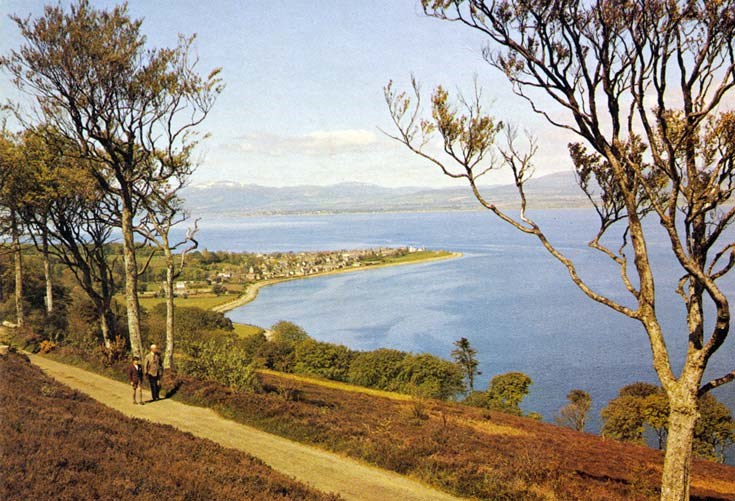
[121, 206, 143, 357]
[99, 310, 112, 349]
[42, 232, 53, 314]
[12, 216, 25, 329]
[163, 260, 175, 370]
[659, 390, 698, 501]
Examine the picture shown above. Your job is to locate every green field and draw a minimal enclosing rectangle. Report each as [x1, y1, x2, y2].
[376, 249, 453, 265]
[232, 323, 264, 338]
[136, 294, 234, 311]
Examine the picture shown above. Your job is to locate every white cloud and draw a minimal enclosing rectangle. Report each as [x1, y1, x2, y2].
[235, 129, 379, 156]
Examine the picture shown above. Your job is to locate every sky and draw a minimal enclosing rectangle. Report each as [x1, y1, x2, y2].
[0, 0, 575, 188]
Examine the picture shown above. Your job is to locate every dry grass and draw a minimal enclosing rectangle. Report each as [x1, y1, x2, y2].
[163, 369, 735, 500]
[34, 343, 735, 501]
[0, 350, 338, 501]
[258, 368, 414, 401]
[454, 416, 530, 437]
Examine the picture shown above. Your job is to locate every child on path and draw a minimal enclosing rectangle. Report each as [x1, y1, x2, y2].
[127, 355, 144, 405]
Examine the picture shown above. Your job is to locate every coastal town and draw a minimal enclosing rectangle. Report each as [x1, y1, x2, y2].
[163, 246, 437, 298]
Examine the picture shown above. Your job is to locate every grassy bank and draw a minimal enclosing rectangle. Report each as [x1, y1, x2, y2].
[18, 338, 735, 501]
[0, 350, 338, 501]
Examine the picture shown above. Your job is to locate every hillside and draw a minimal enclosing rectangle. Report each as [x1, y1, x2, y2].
[22, 345, 735, 501]
[181, 171, 591, 216]
[0, 350, 337, 501]
[170, 369, 735, 500]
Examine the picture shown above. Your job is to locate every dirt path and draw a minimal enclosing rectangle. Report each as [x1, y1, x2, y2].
[28, 354, 460, 501]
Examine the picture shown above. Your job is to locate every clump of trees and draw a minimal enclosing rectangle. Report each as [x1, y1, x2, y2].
[387, 1, 735, 498]
[602, 382, 734, 463]
[175, 318, 465, 400]
[464, 371, 536, 418]
[0, 0, 221, 368]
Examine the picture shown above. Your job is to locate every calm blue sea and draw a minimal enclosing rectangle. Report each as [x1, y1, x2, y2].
[184, 209, 734, 442]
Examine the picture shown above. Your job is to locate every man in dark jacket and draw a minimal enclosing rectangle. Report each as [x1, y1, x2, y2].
[144, 344, 163, 401]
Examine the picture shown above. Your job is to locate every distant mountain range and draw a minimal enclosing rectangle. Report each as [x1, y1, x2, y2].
[181, 171, 591, 216]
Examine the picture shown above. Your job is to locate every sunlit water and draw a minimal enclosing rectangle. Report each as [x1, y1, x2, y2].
[181, 209, 734, 450]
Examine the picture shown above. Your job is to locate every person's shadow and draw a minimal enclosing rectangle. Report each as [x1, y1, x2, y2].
[162, 381, 182, 399]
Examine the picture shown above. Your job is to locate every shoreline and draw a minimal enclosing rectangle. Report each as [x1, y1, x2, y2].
[212, 251, 463, 314]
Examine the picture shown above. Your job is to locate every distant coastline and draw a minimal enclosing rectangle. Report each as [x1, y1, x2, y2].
[212, 251, 462, 314]
[181, 171, 594, 218]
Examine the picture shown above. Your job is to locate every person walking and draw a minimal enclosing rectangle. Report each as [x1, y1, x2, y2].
[144, 344, 163, 401]
[127, 355, 144, 405]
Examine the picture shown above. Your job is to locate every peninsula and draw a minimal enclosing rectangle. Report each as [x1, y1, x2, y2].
[136, 247, 461, 315]
[212, 248, 462, 313]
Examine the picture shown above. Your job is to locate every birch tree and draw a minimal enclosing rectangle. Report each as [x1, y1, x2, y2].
[22, 129, 120, 348]
[138, 188, 199, 370]
[2, 0, 222, 356]
[386, 1, 735, 499]
[0, 130, 27, 329]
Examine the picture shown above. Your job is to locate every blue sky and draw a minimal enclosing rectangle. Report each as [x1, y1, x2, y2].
[1, 0, 574, 187]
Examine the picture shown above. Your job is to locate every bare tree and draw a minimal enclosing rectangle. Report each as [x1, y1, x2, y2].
[2, 0, 222, 356]
[386, 1, 735, 499]
[555, 389, 592, 432]
[138, 187, 199, 370]
[46, 188, 120, 349]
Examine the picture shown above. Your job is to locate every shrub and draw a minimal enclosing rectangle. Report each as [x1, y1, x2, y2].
[96, 336, 128, 367]
[38, 340, 57, 354]
[463, 390, 490, 408]
[293, 339, 353, 381]
[16, 327, 41, 352]
[602, 382, 735, 461]
[256, 340, 296, 372]
[396, 353, 464, 400]
[179, 338, 261, 392]
[270, 321, 310, 345]
[348, 348, 407, 390]
[151, 304, 234, 337]
[486, 372, 533, 416]
[29, 309, 68, 343]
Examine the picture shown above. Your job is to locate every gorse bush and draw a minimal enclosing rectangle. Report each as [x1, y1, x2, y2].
[179, 337, 261, 391]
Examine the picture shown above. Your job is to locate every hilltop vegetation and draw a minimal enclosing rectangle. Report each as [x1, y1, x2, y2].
[0, 350, 337, 501]
[30, 340, 735, 500]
